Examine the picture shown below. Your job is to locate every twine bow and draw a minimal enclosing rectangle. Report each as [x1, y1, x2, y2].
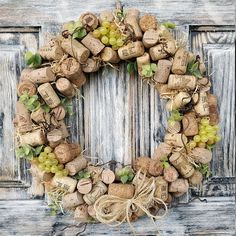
[94, 171, 167, 235]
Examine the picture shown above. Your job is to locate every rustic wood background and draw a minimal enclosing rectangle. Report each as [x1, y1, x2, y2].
[0, 0, 235, 235]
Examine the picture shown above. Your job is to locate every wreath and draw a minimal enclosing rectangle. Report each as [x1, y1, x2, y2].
[14, 1, 220, 232]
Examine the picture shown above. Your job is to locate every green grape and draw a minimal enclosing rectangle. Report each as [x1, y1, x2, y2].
[198, 142, 206, 148]
[109, 37, 116, 46]
[101, 36, 109, 44]
[55, 171, 64, 177]
[57, 164, 64, 170]
[199, 130, 207, 136]
[215, 135, 221, 142]
[213, 125, 219, 131]
[102, 21, 111, 28]
[51, 159, 58, 165]
[48, 153, 56, 159]
[109, 30, 117, 38]
[44, 146, 52, 154]
[44, 166, 51, 173]
[110, 23, 117, 30]
[205, 126, 214, 133]
[116, 38, 124, 47]
[51, 165, 59, 174]
[62, 169, 69, 176]
[188, 141, 197, 149]
[193, 135, 201, 142]
[200, 135, 208, 143]
[38, 163, 46, 170]
[38, 155, 46, 163]
[200, 118, 210, 126]
[199, 125, 205, 130]
[100, 27, 108, 35]
[207, 133, 215, 140]
[207, 139, 215, 145]
[93, 29, 101, 38]
[112, 45, 119, 50]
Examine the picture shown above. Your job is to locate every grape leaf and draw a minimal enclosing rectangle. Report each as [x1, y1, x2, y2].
[162, 22, 176, 29]
[120, 175, 129, 184]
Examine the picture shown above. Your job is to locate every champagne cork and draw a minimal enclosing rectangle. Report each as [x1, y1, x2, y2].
[169, 152, 195, 178]
[133, 156, 151, 173]
[80, 12, 98, 31]
[182, 112, 199, 136]
[99, 10, 114, 24]
[61, 38, 90, 63]
[20, 129, 46, 146]
[194, 91, 209, 116]
[142, 29, 159, 48]
[149, 40, 177, 61]
[154, 176, 168, 202]
[152, 142, 172, 161]
[167, 75, 197, 90]
[47, 129, 63, 148]
[83, 181, 108, 205]
[77, 178, 92, 194]
[82, 58, 101, 72]
[38, 43, 64, 61]
[17, 81, 37, 96]
[167, 121, 181, 134]
[154, 59, 172, 83]
[57, 120, 70, 138]
[188, 170, 203, 185]
[139, 14, 158, 32]
[124, 9, 143, 40]
[20, 68, 33, 81]
[16, 101, 33, 133]
[54, 143, 81, 164]
[169, 178, 189, 193]
[190, 148, 212, 164]
[171, 48, 189, 75]
[38, 83, 61, 108]
[81, 33, 105, 56]
[62, 191, 84, 209]
[163, 166, 179, 183]
[65, 156, 87, 175]
[166, 92, 191, 111]
[30, 163, 53, 182]
[101, 169, 115, 184]
[118, 41, 144, 60]
[164, 133, 188, 147]
[148, 159, 163, 177]
[136, 52, 150, 76]
[208, 94, 219, 125]
[52, 176, 77, 193]
[74, 205, 89, 222]
[55, 78, 76, 98]
[100, 47, 120, 64]
[108, 183, 135, 199]
[28, 67, 56, 84]
[51, 106, 66, 120]
[30, 107, 50, 124]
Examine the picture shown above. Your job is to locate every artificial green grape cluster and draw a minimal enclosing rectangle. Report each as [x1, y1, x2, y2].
[25, 51, 42, 68]
[66, 20, 87, 39]
[93, 21, 125, 50]
[141, 63, 157, 77]
[116, 166, 134, 184]
[36, 146, 69, 177]
[19, 92, 41, 112]
[188, 118, 221, 149]
[168, 110, 183, 126]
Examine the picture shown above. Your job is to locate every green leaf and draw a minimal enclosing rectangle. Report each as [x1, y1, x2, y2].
[150, 63, 157, 72]
[41, 104, 51, 113]
[162, 22, 176, 29]
[127, 63, 133, 75]
[15, 147, 25, 158]
[193, 69, 203, 79]
[22, 145, 32, 155]
[34, 54, 42, 67]
[34, 145, 44, 156]
[120, 175, 129, 184]
[74, 20, 83, 29]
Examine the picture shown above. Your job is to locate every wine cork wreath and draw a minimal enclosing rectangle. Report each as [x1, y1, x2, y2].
[14, 2, 221, 232]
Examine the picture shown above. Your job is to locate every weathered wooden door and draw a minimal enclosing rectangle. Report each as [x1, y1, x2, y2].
[0, 1, 235, 235]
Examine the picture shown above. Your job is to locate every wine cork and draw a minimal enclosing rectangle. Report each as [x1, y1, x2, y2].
[61, 57, 82, 80]
[132, 171, 148, 186]
[124, 9, 143, 40]
[190, 148, 212, 164]
[187, 52, 196, 63]
[20, 129, 46, 146]
[167, 121, 181, 134]
[51, 106, 66, 120]
[133, 156, 151, 173]
[148, 159, 163, 177]
[52, 176, 77, 193]
[149, 40, 177, 61]
[169, 152, 195, 178]
[118, 41, 144, 60]
[139, 14, 158, 32]
[38, 83, 61, 108]
[57, 120, 69, 138]
[20, 68, 33, 81]
[80, 12, 98, 31]
[74, 205, 89, 222]
[30, 107, 50, 124]
[164, 133, 188, 147]
[194, 91, 209, 117]
[47, 129, 63, 147]
[99, 10, 114, 24]
[87, 165, 103, 184]
[81, 33, 105, 56]
[156, 84, 178, 99]
[171, 48, 189, 75]
[77, 178, 92, 194]
[142, 29, 159, 48]
[188, 170, 203, 185]
[166, 92, 191, 111]
[62, 191, 84, 209]
[163, 166, 179, 183]
[83, 181, 108, 205]
[154, 59, 172, 83]
[154, 176, 168, 202]
[101, 169, 115, 184]
[54, 143, 81, 164]
[17, 81, 37, 97]
[167, 75, 197, 90]
[108, 183, 135, 199]
[199, 61, 206, 74]
[16, 101, 33, 133]
[70, 74, 86, 88]
[55, 78, 76, 98]
[152, 142, 172, 161]
[30, 163, 53, 182]
[208, 94, 219, 125]
[65, 156, 87, 175]
[169, 178, 189, 193]
[87, 204, 97, 219]
[182, 112, 199, 136]
[82, 58, 101, 72]
[28, 176, 45, 197]
[38, 43, 64, 61]
[136, 52, 150, 76]
[28, 67, 56, 84]
[61, 38, 90, 63]
[100, 47, 120, 64]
